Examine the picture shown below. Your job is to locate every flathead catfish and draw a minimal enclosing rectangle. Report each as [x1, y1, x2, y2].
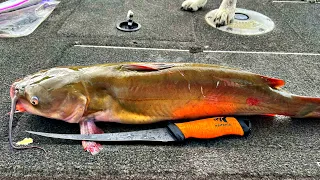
[9, 63, 320, 154]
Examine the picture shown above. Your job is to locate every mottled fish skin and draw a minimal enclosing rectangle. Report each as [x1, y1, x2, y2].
[10, 63, 320, 125]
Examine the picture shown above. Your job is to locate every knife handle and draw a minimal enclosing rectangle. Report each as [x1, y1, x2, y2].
[167, 117, 251, 141]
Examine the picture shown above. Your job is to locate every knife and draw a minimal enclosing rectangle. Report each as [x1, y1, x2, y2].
[26, 117, 251, 142]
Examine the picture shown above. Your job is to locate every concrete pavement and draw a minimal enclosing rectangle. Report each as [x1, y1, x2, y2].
[0, 0, 319, 179]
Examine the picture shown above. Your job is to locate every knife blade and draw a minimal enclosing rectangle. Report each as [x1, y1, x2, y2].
[27, 128, 176, 142]
[26, 117, 251, 142]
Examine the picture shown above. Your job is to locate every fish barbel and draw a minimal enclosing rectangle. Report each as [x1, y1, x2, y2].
[9, 63, 320, 154]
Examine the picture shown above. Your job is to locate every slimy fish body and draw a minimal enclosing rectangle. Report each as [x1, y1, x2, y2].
[10, 63, 320, 154]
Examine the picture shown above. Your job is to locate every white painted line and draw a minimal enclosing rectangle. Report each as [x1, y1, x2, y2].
[273, 0, 320, 3]
[74, 45, 189, 52]
[202, 50, 320, 56]
[74, 45, 320, 56]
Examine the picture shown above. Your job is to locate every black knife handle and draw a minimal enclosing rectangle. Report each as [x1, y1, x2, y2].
[167, 123, 185, 142]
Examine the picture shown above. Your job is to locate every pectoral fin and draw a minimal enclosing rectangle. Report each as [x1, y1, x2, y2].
[80, 119, 104, 155]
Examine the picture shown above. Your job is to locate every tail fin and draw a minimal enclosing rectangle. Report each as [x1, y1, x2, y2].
[294, 96, 320, 118]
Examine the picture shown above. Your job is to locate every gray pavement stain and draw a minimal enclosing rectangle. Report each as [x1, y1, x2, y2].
[0, 0, 319, 179]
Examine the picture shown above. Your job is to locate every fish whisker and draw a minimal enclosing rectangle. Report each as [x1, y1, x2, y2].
[9, 91, 46, 153]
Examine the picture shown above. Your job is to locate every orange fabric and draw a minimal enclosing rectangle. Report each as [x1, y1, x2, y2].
[175, 117, 244, 139]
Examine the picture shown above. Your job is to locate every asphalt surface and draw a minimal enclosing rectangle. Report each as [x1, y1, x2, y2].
[0, 0, 320, 179]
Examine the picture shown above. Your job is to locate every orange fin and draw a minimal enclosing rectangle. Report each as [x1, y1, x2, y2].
[263, 114, 276, 117]
[294, 96, 320, 118]
[122, 63, 174, 71]
[259, 75, 285, 89]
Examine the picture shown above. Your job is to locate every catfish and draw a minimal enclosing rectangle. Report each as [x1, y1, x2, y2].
[9, 63, 320, 154]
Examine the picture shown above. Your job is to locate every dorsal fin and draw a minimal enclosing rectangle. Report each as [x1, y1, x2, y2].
[122, 63, 174, 71]
[259, 75, 285, 89]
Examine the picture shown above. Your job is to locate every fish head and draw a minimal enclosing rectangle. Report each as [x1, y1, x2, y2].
[10, 68, 87, 123]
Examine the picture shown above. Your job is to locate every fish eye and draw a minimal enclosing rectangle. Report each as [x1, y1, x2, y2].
[30, 96, 39, 105]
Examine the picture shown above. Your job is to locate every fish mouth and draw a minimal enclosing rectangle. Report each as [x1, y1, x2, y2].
[15, 101, 26, 112]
